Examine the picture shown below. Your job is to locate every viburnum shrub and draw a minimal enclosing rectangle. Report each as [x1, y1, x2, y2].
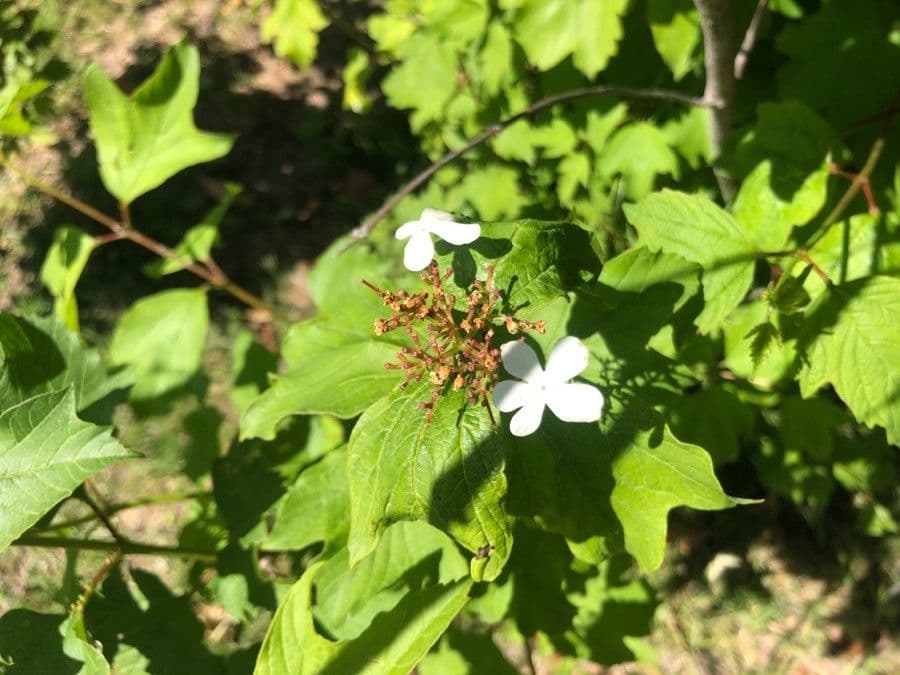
[1, 0, 899, 671]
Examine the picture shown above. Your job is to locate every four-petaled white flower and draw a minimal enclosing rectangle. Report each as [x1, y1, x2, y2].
[493, 337, 604, 437]
[395, 208, 481, 271]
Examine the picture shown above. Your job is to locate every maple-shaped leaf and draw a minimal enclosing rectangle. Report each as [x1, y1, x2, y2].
[84, 41, 234, 204]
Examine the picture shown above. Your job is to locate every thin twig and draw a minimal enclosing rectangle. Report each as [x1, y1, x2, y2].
[694, 0, 738, 201]
[734, 0, 768, 79]
[815, 138, 885, 242]
[79, 480, 124, 545]
[1, 158, 282, 320]
[70, 550, 123, 616]
[347, 84, 716, 245]
[32, 490, 211, 533]
[774, 137, 885, 290]
[12, 535, 218, 561]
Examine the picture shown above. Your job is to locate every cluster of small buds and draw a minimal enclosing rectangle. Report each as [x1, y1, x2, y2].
[363, 262, 544, 420]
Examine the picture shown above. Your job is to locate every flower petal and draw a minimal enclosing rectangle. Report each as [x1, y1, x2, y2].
[500, 340, 542, 381]
[509, 398, 546, 437]
[493, 380, 534, 413]
[395, 220, 424, 240]
[429, 220, 481, 245]
[403, 231, 435, 271]
[420, 208, 454, 222]
[544, 336, 590, 383]
[546, 382, 604, 424]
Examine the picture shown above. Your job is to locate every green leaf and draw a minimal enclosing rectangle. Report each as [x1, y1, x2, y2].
[646, 0, 700, 80]
[262, 447, 350, 552]
[477, 22, 513, 96]
[557, 152, 591, 205]
[731, 103, 834, 250]
[0, 610, 85, 674]
[797, 276, 900, 445]
[39, 226, 95, 332]
[62, 614, 111, 675]
[596, 123, 680, 199]
[240, 317, 403, 440]
[381, 34, 458, 131]
[492, 120, 536, 165]
[262, 0, 329, 68]
[347, 383, 511, 581]
[723, 302, 796, 388]
[511, 0, 628, 77]
[776, 0, 900, 127]
[0, 315, 132, 421]
[661, 107, 711, 169]
[342, 48, 372, 113]
[0, 389, 133, 552]
[314, 521, 469, 640]
[624, 189, 756, 333]
[86, 569, 224, 672]
[108, 288, 209, 400]
[451, 166, 525, 220]
[144, 183, 241, 277]
[419, 629, 518, 675]
[505, 400, 745, 572]
[255, 562, 471, 675]
[567, 557, 658, 664]
[667, 386, 754, 465]
[530, 118, 577, 159]
[84, 42, 234, 204]
[803, 214, 900, 296]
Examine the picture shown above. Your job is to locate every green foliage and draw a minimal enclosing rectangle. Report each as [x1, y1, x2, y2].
[5, 0, 900, 669]
[39, 226, 95, 331]
[0, 389, 133, 552]
[84, 41, 234, 204]
[261, 0, 329, 69]
[108, 288, 209, 400]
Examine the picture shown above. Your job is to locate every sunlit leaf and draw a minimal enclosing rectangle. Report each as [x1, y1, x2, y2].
[84, 42, 235, 204]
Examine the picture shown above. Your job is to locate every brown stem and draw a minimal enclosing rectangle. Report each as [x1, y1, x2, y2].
[695, 0, 738, 201]
[80, 480, 124, 545]
[816, 138, 885, 241]
[347, 84, 717, 245]
[734, 0, 768, 79]
[12, 535, 218, 561]
[1, 158, 282, 320]
[70, 550, 123, 616]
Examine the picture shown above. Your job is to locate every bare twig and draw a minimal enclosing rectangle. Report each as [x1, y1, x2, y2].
[12, 535, 218, 561]
[347, 84, 717, 245]
[694, 0, 738, 201]
[70, 550, 124, 616]
[0, 158, 282, 320]
[734, 0, 768, 79]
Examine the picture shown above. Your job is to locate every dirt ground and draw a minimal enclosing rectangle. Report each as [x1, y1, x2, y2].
[1, 1, 898, 673]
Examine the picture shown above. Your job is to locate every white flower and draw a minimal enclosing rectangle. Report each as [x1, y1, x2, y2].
[493, 336, 604, 437]
[395, 208, 481, 271]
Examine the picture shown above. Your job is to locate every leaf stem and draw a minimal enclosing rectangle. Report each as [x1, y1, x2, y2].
[775, 137, 885, 290]
[347, 84, 718, 245]
[12, 535, 218, 561]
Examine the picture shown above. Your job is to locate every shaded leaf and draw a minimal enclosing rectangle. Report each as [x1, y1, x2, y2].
[348, 383, 511, 581]
[646, 0, 700, 80]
